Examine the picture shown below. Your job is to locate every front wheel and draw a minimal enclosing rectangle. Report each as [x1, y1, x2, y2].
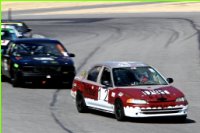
[76, 92, 87, 113]
[114, 99, 125, 121]
[1, 75, 7, 82]
[174, 115, 187, 122]
[11, 71, 23, 87]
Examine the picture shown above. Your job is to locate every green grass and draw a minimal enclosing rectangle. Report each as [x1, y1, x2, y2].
[1, 0, 200, 2]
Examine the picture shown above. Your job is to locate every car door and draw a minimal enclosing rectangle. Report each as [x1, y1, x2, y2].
[83, 66, 103, 100]
[2, 42, 14, 77]
[96, 67, 114, 112]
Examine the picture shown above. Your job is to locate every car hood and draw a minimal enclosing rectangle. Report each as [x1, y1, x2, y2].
[115, 85, 184, 102]
[15, 56, 74, 66]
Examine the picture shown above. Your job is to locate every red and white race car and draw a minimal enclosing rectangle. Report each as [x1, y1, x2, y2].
[71, 61, 188, 121]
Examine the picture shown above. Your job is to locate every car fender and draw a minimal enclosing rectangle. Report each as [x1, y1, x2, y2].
[108, 89, 130, 106]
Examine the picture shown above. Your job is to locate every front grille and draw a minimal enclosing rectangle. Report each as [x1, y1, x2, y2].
[34, 66, 61, 73]
[141, 107, 183, 114]
[61, 66, 75, 72]
[22, 66, 34, 72]
[22, 65, 75, 74]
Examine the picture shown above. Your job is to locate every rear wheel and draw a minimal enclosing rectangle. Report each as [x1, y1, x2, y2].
[114, 99, 125, 121]
[76, 92, 87, 113]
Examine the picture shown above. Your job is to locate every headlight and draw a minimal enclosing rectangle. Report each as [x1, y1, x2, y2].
[176, 97, 186, 102]
[14, 63, 19, 68]
[127, 99, 148, 104]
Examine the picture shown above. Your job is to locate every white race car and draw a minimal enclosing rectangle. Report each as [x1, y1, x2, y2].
[1, 25, 23, 53]
[71, 61, 188, 121]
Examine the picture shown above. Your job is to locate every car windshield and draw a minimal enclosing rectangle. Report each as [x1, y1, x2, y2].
[12, 43, 69, 57]
[1, 30, 17, 40]
[3, 23, 27, 33]
[113, 67, 168, 86]
[13, 24, 25, 33]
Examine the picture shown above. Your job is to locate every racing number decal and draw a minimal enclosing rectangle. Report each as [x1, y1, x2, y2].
[98, 87, 109, 101]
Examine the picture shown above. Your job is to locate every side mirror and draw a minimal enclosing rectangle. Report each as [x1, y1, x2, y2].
[26, 28, 32, 32]
[69, 53, 75, 57]
[102, 80, 111, 87]
[167, 78, 173, 84]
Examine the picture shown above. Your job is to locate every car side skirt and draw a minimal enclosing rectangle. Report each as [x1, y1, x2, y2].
[85, 98, 114, 113]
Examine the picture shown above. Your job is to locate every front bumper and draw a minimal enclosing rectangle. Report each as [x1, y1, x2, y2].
[124, 105, 188, 118]
[20, 72, 75, 84]
[71, 90, 77, 99]
[18, 65, 76, 83]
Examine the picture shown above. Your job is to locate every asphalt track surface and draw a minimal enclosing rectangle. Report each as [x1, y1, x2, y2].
[2, 13, 200, 133]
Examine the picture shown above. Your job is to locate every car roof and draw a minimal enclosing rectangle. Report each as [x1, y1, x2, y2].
[95, 61, 149, 68]
[2, 25, 16, 29]
[2, 21, 29, 32]
[2, 21, 26, 26]
[12, 38, 61, 44]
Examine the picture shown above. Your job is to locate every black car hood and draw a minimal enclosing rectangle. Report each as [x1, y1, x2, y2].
[15, 56, 74, 66]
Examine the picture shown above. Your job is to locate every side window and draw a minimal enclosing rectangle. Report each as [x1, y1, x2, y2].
[10, 43, 20, 56]
[9, 43, 28, 56]
[6, 42, 15, 55]
[87, 66, 102, 82]
[100, 67, 112, 87]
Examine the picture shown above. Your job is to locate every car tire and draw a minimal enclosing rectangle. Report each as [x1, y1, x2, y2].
[1, 75, 7, 82]
[66, 81, 73, 89]
[11, 71, 23, 87]
[76, 92, 87, 113]
[114, 99, 125, 121]
[174, 115, 187, 122]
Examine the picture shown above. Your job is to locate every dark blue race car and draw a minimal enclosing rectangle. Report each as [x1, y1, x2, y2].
[1, 38, 76, 87]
